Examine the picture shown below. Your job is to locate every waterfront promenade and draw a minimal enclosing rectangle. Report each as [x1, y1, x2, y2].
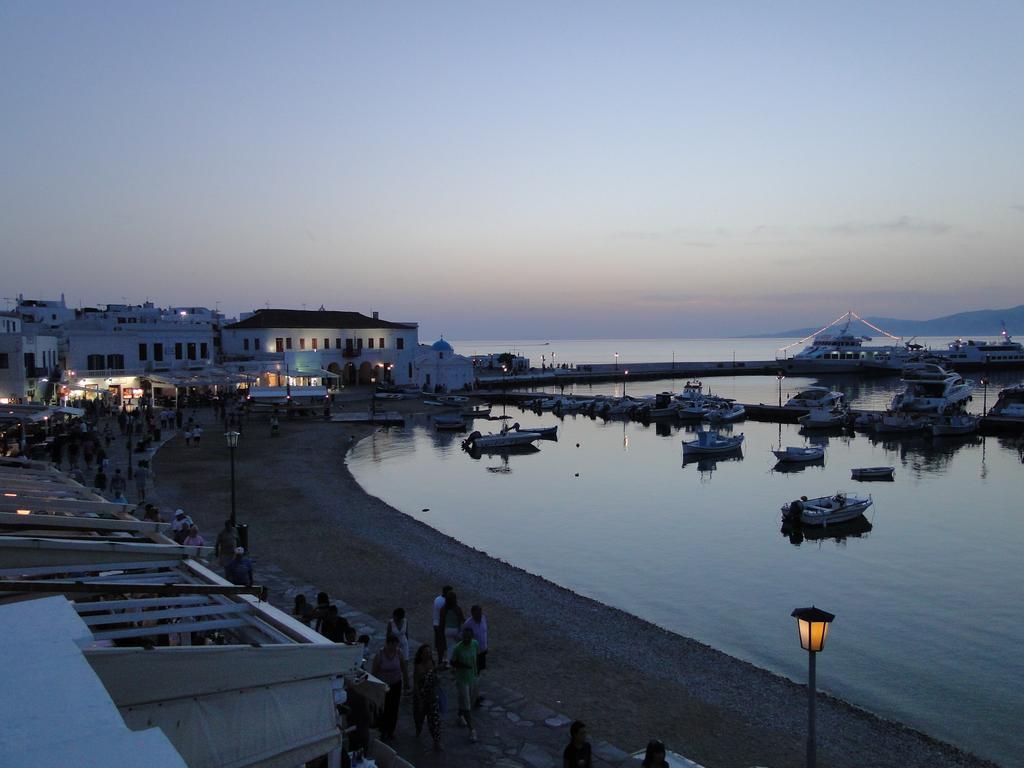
[147, 399, 995, 768]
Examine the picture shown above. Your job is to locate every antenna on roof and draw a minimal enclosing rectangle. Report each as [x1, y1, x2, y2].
[319, 304, 325, 311]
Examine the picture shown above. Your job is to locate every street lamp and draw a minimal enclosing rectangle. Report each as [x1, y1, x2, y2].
[623, 370, 629, 397]
[225, 430, 240, 527]
[777, 370, 786, 408]
[980, 377, 989, 415]
[614, 352, 619, 370]
[791, 606, 835, 768]
[370, 377, 378, 420]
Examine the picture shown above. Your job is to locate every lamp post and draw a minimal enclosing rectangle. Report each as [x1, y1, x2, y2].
[777, 370, 786, 408]
[614, 352, 619, 370]
[370, 377, 377, 421]
[623, 370, 629, 397]
[225, 430, 240, 527]
[980, 377, 989, 415]
[791, 606, 835, 768]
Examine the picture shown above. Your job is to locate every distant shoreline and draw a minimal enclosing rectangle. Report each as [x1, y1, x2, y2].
[155, 405, 998, 768]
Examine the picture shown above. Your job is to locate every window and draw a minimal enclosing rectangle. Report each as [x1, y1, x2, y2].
[311, 338, 318, 350]
[357, 338, 363, 350]
[200, 342, 209, 358]
[397, 337, 405, 350]
[379, 337, 385, 349]
[368, 338, 374, 349]
[276, 337, 284, 353]
[106, 354, 124, 370]
[187, 342, 197, 360]
[254, 338, 261, 351]
[300, 338, 306, 350]
[117, 317, 127, 324]
[0, 353, 7, 369]
[324, 338, 330, 349]
[175, 342, 183, 360]
[153, 343, 164, 362]
[346, 339, 354, 351]
[286, 338, 293, 350]
[87, 354, 104, 371]
[335, 338, 341, 349]
[24, 352, 35, 372]
[139, 343, 148, 361]
[244, 338, 250, 351]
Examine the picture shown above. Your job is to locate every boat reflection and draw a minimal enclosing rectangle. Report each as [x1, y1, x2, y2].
[681, 447, 743, 478]
[464, 443, 541, 461]
[781, 514, 873, 546]
[771, 458, 825, 474]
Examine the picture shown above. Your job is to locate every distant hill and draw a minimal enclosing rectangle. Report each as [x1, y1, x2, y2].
[749, 305, 1024, 339]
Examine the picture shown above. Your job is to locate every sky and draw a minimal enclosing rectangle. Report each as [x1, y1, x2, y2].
[2, 1, 1022, 339]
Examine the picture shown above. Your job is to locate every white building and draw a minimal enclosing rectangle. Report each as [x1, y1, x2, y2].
[413, 338, 475, 392]
[221, 308, 419, 386]
[0, 311, 61, 403]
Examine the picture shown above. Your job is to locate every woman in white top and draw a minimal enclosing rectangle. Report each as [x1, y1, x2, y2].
[387, 607, 410, 661]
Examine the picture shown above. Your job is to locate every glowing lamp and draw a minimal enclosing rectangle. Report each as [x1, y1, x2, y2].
[792, 605, 834, 653]
[16, 509, 31, 515]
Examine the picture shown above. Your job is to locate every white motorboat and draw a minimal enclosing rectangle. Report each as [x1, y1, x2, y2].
[463, 423, 541, 450]
[889, 363, 974, 413]
[875, 410, 932, 434]
[781, 493, 873, 526]
[798, 406, 846, 428]
[676, 381, 704, 401]
[682, 429, 744, 455]
[513, 424, 558, 438]
[773, 446, 826, 463]
[990, 384, 1024, 418]
[851, 467, 895, 480]
[705, 402, 746, 423]
[930, 413, 979, 436]
[785, 387, 845, 409]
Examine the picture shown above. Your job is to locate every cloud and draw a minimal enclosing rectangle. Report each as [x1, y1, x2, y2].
[1012, 205, 1024, 214]
[828, 216, 951, 236]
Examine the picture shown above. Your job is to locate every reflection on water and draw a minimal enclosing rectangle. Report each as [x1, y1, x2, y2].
[350, 376, 1024, 765]
[781, 514, 873, 547]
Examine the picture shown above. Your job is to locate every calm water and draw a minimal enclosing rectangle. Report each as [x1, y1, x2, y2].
[352, 350, 1023, 765]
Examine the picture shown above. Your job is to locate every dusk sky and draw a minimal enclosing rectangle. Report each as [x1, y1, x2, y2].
[2, 2, 1022, 338]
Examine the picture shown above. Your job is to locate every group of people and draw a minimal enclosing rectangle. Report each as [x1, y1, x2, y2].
[563, 722, 671, 768]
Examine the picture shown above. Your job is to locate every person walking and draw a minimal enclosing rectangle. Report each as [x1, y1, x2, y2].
[412, 644, 443, 751]
[450, 627, 479, 742]
[641, 739, 670, 767]
[439, 591, 465, 664]
[183, 524, 205, 547]
[109, 469, 127, 499]
[214, 520, 238, 571]
[134, 461, 151, 502]
[93, 468, 107, 492]
[563, 721, 592, 768]
[371, 634, 409, 743]
[224, 547, 253, 586]
[387, 607, 411, 662]
[432, 585, 452, 667]
[463, 604, 489, 706]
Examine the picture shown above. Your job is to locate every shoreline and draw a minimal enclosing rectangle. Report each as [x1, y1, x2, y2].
[153, 409, 998, 768]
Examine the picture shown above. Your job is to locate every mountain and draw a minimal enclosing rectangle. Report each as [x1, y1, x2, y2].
[750, 305, 1024, 338]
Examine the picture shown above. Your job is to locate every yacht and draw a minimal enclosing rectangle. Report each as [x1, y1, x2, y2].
[780, 312, 914, 371]
[989, 384, 1024, 419]
[784, 387, 845, 409]
[940, 328, 1024, 368]
[889, 364, 974, 413]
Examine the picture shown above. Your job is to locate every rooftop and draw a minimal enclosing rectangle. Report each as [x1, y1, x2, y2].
[227, 308, 416, 331]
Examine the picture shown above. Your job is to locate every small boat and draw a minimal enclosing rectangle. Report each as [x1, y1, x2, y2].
[462, 423, 541, 450]
[875, 411, 931, 434]
[930, 413, 979, 437]
[773, 446, 826, 463]
[513, 424, 558, 438]
[851, 466, 895, 480]
[798, 406, 846, 428]
[642, 392, 682, 419]
[437, 395, 470, 405]
[676, 380, 704, 401]
[463, 406, 492, 418]
[434, 415, 468, 431]
[682, 429, 744, 455]
[781, 493, 873, 526]
[705, 402, 746, 423]
[373, 392, 406, 400]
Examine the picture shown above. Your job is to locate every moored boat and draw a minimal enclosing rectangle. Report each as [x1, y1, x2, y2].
[798, 406, 846, 428]
[773, 446, 825, 463]
[434, 415, 468, 431]
[682, 429, 744, 455]
[705, 402, 746, 423]
[463, 423, 541, 450]
[930, 413, 979, 437]
[781, 493, 873, 526]
[785, 387, 845, 409]
[851, 466, 895, 480]
[513, 424, 558, 438]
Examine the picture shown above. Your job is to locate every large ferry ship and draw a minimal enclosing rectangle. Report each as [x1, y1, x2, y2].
[779, 312, 913, 372]
[940, 327, 1024, 368]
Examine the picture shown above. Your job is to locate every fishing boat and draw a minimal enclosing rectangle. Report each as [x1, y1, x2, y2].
[676, 380, 704, 401]
[781, 493, 873, 526]
[784, 387, 845, 409]
[682, 429, 744, 455]
[773, 446, 826, 463]
[930, 413, 979, 437]
[704, 401, 746, 422]
[640, 392, 682, 419]
[462, 423, 540, 450]
[851, 467, 895, 480]
[797, 406, 846, 428]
